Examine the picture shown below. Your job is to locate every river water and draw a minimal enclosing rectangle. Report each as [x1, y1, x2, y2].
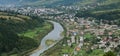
[30, 21, 64, 56]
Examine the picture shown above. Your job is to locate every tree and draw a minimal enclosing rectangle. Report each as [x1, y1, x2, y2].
[0, 24, 19, 52]
[103, 51, 116, 56]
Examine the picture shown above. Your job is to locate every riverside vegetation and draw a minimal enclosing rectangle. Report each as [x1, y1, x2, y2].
[39, 0, 120, 56]
[0, 11, 53, 56]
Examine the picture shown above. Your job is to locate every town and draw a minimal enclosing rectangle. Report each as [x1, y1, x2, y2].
[58, 17, 120, 56]
[0, 1, 120, 56]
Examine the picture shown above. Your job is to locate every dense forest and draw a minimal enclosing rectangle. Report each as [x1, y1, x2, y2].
[0, 11, 45, 55]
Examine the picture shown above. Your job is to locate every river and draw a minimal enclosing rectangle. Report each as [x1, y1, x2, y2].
[30, 21, 64, 56]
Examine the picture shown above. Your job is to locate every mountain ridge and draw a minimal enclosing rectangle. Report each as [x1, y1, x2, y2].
[0, 0, 120, 8]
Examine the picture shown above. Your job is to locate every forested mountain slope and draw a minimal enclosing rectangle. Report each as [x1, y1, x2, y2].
[75, 0, 120, 25]
[0, 11, 44, 55]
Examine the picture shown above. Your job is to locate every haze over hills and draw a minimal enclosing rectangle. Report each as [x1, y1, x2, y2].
[0, 0, 81, 7]
[0, 0, 38, 6]
[0, 0, 120, 7]
[26, 0, 82, 7]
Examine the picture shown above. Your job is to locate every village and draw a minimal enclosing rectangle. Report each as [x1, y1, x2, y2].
[54, 15, 120, 56]
[0, 4, 120, 56]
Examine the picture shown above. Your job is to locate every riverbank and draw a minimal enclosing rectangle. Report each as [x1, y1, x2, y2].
[22, 21, 54, 56]
[19, 21, 53, 41]
[30, 21, 64, 56]
[40, 21, 67, 56]
[9, 21, 54, 56]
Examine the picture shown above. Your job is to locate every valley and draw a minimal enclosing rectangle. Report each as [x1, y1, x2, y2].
[0, 0, 120, 56]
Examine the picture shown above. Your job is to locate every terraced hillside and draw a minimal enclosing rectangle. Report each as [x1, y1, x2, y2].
[75, 0, 120, 22]
[74, 0, 120, 6]
[0, 11, 45, 32]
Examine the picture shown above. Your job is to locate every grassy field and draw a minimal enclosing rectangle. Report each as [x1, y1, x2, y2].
[19, 22, 53, 39]
[100, 0, 120, 6]
[84, 33, 94, 39]
[0, 12, 31, 22]
[0, 11, 51, 56]
[8, 22, 53, 56]
[0, 15, 24, 21]
[45, 39, 56, 46]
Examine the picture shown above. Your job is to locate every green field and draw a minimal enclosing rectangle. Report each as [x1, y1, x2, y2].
[0, 11, 53, 56]
[45, 39, 56, 46]
[19, 22, 53, 39]
[8, 22, 53, 56]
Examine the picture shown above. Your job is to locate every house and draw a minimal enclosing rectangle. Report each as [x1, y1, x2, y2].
[71, 36, 75, 43]
[63, 54, 69, 56]
[67, 40, 72, 46]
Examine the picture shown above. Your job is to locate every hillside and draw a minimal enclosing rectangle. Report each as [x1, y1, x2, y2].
[0, 11, 46, 55]
[26, 0, 120, 7]
[0, 0, 82, 7]
[0, 0, 120, 7]
[0, 11, 45, 32]
[27, 0, 81, 7]
[23, 0, 120, 7]
[74, 0, 120, 6]
[0, 0, 38, 6]
[75, 0, 120, 25]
